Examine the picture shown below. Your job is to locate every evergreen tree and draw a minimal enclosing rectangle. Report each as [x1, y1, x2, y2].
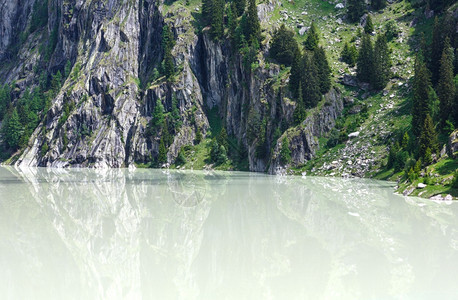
[162, 25, 175, 79]
[151, 99, 165, 129]
[270, 24, 299, 66]
[301, 53, 321, 108]
[280, 138, 292, 164]
[357, 34, 374, 83]
[227, 3, 237, 38]
[430, 14, 455, 85]
[244, 0, 260, 43]
[234, 0, 246, 17]
[0, 84, 11, 120]
[157, 136, 167, 165]
[217, 127, 229, 151]
[289, 48, 303, 97]
[364, 15, 374, 34]
[51, 71, 63, 96]
[293, 83, 306, 125]
[341, 42, 358, 67]
[372, 33, 391, 89]
[304, 22, 319, 51]
[347, 0, 366, 23]
[312, 47, 331, 94]
[3, 108, 22, 150]
[438, 38, 455, 127]
[209, 0, 224, 40]
[371, 0, 386, 10]
[412, 55, 432, 137]
[419, 114, 438, 162]
[195, 127, 203, 144]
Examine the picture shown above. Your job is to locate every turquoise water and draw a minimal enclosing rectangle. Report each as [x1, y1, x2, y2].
[0, 166, 457, 299]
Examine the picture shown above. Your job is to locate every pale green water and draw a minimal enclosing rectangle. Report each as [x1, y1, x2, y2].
[0, 166, 457, 300]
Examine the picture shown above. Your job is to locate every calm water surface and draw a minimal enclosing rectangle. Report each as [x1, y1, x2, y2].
[0, 166, 457, 300]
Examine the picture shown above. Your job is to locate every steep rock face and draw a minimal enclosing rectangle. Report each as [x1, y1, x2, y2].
[269, 88, 344, 174]
[0, 0, 36, 59]
[2, 0, 343, 172]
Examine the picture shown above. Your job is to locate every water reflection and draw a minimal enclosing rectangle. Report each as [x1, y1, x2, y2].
[0, 166, 457, 299]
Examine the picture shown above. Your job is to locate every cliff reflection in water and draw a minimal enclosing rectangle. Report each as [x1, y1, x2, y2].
[0, 166, 457, 299]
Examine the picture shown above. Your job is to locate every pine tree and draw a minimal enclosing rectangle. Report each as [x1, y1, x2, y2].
[438, 37, 455, 127]
[289, 48, 302, 97]
[270, 24, 299, 66]
[312, 46, 331, 94]
[304, 22, 319, 51]
[157, 136, 167, 165]
[293, 83, 306, 125]
[341, 42, 358, 66]
[162, 25, 175, 79]
[364, 15, 374, 34]
[51, 71, 62, 96]
[372, 33, 391, 90]
[347, 0, 366, 23]
[419, 114, 438, 161]
[3, 108, 22, 150]
[217, 127, 229, 151]
[244, 0, 260, 43]
[151, 98, 165, 129]
[430, 14, 455, 85]
[301, 53, 321, 108]
[234, 0, 246, 17]
[280, 138, 292, 164]
[0, 84, 11, 120]
[227, 3, 237, 38]
[357, 34, 373, 83]
[209, 0, 224, 40]
[371, 0, 386, 10]
[411, 55, 432, 137]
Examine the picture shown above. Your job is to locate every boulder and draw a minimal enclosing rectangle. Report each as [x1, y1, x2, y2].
[417, 183, 427, 189]
[348, 132, 360, 138]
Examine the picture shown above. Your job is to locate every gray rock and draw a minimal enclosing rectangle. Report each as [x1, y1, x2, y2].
[417, 183, 427, 189]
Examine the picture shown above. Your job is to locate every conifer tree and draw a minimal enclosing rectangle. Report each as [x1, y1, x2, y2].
[312, 47, 331, 94]
[217, 127, 229, 151]
[438, 38, 455, 127]
[289, 48, 302, 97]
[430, 14, 455, 85]
[280, 138, 292, 164]
[364, 15, 374, 34]
[304, 22, 319, 51]
[0, 84, 11, 120]
[151, 98, 165, 129]
[234, 0, 246, 17]
[293, 83, 306, 125]
[157, 136, 167, 165]
[270, 24, 299, 66]
[347, 0, 366, 23]
[341, 42, 358, 67]
[244, 0, 260, 44]
[301, 53, 321, 108]
[371, 0, 386, 10]
[357, 34, 373, 83]
[209, 0, 224, 40]
[412, 55, 432, 137]
[419, 114, 438, 161]
[372, 34, 391, 90]
[162, 25, 175, 79]
[3, 108, 22, 150]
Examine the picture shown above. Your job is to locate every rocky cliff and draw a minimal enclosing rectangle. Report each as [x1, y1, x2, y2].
[1, 0, 343, 173]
